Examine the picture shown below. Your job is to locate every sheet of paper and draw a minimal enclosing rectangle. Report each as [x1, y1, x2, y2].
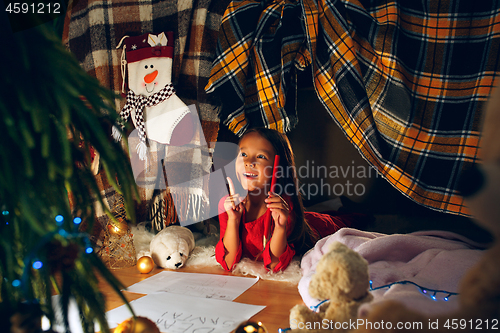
[106, 292, 266, 333]
[126, 271, 259, 300]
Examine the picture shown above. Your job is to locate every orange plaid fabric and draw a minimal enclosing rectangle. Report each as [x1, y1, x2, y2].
[208, 0, 500, 217]
[205, 0, 308, 136]
[301, 0, 500, 216]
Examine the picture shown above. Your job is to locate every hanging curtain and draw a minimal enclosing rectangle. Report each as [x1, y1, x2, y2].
[207, 0, 500, 216]
[205, 0, 309, 136]
[301, 0, 500, 216]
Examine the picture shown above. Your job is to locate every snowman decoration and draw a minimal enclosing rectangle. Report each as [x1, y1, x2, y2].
[113, 32, 193, 160]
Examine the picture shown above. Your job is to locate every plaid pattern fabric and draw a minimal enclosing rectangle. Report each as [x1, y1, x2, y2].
[128, 125, 211, 226]
[63, 0, 229, 223]
[300, 0, 500, 216]
[119, 83, 175, 145]
[205, 0, 309, 136]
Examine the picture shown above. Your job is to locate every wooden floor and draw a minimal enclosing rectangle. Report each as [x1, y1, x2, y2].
[99, 264, 304, 333]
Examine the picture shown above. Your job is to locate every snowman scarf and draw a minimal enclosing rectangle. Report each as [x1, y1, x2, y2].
[112, 82, 175, 160]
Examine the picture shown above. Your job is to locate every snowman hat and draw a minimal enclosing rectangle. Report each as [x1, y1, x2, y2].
[117, 31, 174, 92]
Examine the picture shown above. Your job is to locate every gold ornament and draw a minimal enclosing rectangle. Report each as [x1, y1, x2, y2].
[97, 196, 136, 269]
[235, 321, 268, 333]
[114, 316, 160, 333]
[137, 256, 154, 274]
[108, 221, 128, 237]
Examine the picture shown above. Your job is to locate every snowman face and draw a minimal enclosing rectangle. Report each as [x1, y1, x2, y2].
[127, 57, 172, 97]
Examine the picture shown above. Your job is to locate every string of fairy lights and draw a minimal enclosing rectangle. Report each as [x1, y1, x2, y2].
[278, 279, 459, 333]
[369, 279, 458, 301]
[2, 210, 93, 295]
[307, 280, 459, 313]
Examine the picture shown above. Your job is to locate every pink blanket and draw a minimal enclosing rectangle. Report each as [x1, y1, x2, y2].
[299, 228, 487, 316]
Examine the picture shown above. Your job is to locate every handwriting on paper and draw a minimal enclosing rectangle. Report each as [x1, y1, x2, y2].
[106, 293, 265, 333]
[155, 311, 236, 333]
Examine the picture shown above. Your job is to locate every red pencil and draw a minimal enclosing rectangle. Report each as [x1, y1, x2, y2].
[263, 155, 280, 249]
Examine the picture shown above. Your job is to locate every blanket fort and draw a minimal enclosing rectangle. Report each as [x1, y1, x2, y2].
[206, 0, 500, 216]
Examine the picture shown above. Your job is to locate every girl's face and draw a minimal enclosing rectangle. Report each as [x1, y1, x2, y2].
[236, 132, 276, 194]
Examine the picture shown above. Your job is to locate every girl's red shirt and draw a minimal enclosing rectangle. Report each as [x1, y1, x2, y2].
[215, 195, 295, 272]
[215, 195, 350, 272]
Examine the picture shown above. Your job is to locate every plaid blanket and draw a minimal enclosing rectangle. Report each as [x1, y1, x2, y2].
[205, 0, 309, 136]
[207, 0, 500, 216]
[301, 0, 500, 216]
[128, 105, 212, 227]
[63, 0, 229, 224]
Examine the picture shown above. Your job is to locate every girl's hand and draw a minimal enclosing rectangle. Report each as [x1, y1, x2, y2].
[265, 191, 289, 229]
[224, 177, 245, 222]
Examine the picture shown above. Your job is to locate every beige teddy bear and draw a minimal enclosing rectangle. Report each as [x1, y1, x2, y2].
[289, 242, 373, 333]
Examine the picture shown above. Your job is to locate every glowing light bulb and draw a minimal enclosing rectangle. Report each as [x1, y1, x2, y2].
[33, 261, 43, 269]
[73, 217, 82, 224]
[42, 316, 50, 331]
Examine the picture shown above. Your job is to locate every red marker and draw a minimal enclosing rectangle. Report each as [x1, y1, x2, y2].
[263, 155, 280, 249]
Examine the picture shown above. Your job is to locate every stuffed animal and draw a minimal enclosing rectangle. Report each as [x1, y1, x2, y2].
[347, 89, 500, 333]
[114, 31, 194, 160]
[114, 31, 199, 230]
[150, 226, 195, 269]
[287, 89, 500, 333]
[289, 242, 373, 333]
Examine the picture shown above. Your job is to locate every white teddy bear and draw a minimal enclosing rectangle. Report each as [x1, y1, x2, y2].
[150, 226, 195, 269]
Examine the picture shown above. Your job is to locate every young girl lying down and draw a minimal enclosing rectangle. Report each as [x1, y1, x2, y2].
[215, 128, 361, 272]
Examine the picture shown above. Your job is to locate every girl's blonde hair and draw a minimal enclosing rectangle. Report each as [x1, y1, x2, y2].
[241, 128, 318, 254]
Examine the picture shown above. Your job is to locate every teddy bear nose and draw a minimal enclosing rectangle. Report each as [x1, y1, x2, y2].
[175, 262, 182, 268]
[144, 70, 158, 84]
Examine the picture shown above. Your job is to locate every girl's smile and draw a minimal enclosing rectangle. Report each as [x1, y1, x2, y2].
[243, 172, 258, 179]
[236, 132, 276, 193]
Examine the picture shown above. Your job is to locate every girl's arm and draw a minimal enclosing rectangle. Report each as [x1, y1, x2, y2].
[215, 177, 245, 270]
[268, 215, 293, 270]
[215, 197, 244, 271]
[265, 193, 295, 270]
[222, 213, 241, 268]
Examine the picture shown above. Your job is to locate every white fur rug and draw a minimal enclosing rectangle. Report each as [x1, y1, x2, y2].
[131, 223, 302, 283]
